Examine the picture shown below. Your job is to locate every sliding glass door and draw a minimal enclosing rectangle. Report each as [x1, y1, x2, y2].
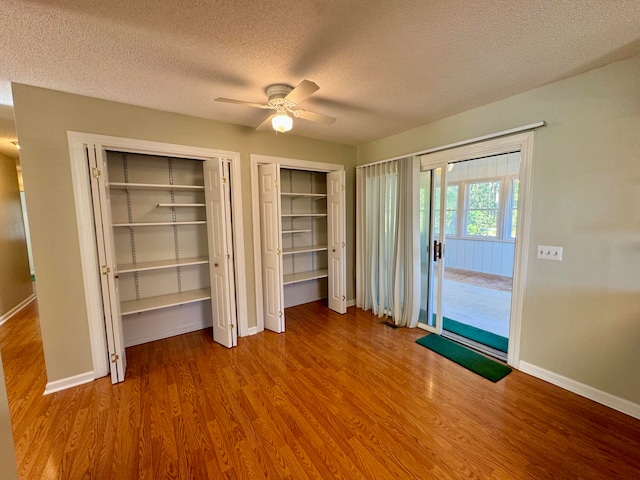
[418, 165, 446, 334]
[418, 153, 521, 362]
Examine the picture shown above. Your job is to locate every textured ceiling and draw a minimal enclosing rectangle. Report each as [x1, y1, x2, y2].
[1, 0, 640, 152]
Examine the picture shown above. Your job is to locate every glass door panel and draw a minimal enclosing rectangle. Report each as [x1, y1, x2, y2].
[418, 166, 446, 333]
[418, 169, 431, 325]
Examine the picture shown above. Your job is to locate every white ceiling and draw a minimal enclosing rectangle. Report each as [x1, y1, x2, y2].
[1, 0, 640, 156]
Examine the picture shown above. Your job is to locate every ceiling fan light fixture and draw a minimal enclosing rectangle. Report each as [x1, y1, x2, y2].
[272, 112, 293, 133]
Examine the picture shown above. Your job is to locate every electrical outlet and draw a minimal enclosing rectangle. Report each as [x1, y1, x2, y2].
[537, 245, 563, 261]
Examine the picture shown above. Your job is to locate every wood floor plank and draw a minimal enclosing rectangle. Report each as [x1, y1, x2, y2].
[2, 300, 640, 479]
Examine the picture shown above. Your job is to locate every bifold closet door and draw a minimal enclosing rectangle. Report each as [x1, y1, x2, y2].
[258, 163, 285, 332]
[204, 159, 238, 348]
[327, 170, 347, 314]
[88, 146, 127, 383]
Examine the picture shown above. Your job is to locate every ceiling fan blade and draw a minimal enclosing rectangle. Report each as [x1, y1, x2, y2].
[215, 97, 271, 109]
[255, 114, 276, 131]
[294, 109, 336, 125]
[284, 80, 319, 105]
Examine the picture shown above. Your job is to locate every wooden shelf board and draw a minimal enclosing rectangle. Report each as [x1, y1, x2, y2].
[283, 269, 328, 285]
[113, 221, 206, 227]
[109, 182, 204, 191]
[281, 229, 312, 234]
[282, 245, 328, 255]
[281, 213, 327, 218]
[117, 256, 209, 273]
[280, 192, 327, 198]
[121, 288, 211, 315]
[157, 203, 205, 207]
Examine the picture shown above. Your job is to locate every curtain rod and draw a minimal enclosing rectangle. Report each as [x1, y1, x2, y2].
[357, 121, 545, 169]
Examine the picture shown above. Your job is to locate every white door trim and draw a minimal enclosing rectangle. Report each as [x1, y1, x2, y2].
[250, 154, 345, 332]
[419, 131, 536, 369]
[67, 131, 247, 379]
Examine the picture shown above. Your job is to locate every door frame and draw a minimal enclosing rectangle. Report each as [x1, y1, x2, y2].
[418, 164, 448, 336]
[250, 154, 345, 333]
[418, 131, 535, 368]
[68, 132, 247, 379]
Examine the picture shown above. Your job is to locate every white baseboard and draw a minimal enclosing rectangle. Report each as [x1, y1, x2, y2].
[519, 361, 640, 420]
[244, 326, 259, 336]
[125, 317, 211, 347]
[123, 302, 212, 347]
[0, 294, 37, 326]
[346, 299, 356, 308]
[44, 371, 95, 395]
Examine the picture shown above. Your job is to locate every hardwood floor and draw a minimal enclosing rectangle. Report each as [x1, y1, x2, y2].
[2, 301, 640, 479]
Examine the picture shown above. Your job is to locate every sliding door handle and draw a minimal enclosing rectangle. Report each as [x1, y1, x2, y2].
[433, 240, 444, 261]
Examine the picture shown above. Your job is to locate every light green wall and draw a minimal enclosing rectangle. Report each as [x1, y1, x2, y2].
[358, 55, 640, 405]
[12, 84, 356, 383]
[0, 354, 18, 480]
[0, 152, 32, 316]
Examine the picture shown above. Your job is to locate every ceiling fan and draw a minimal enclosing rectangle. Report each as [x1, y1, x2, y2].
[215, 80, 336, 133]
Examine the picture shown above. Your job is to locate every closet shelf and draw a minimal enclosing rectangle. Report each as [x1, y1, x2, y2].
[112, 221, 206, 227]
[121, 288, 211, 316]
[117, 256, 209, 274]
[281, 229, 312, 234]
[109, 182, 205, 191]
[282, 245, 328, 255]
[157, 203, 205, 207]
[280, 192, 327, 199]
[283, 269, 328, 285]
[281, 213, 327, 218]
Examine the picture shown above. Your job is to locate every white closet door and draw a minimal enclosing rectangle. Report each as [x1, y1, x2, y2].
[89, 147, 127, 383]
[204, 158, 237, 348]
[258, 163, 284, 332]
[327, 170, 347, 314]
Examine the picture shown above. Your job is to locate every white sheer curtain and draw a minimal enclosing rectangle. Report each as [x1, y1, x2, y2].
[356, 156, 420, 327]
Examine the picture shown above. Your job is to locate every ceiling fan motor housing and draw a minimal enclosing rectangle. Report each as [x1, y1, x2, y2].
[266, 84, 294, 108]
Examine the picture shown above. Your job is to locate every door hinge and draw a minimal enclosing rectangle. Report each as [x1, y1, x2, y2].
[110, 353, 119, 363]
[275, 180, 279, 188]
[342, 242, 345, 248]
[278, 311, 283, 317]
[341, 184, 345, 191]
[342, 295, 346, 301]
[92, 168, 102, 178]
[277, 249, 281, 255]
[101, 265, 111, 275]
[229, 324, 235, 330]
[226, 253, 231, 259]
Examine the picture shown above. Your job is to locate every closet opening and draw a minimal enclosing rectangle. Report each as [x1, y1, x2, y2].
[69, 133, 246, 384]
[251, 155, 346, 333]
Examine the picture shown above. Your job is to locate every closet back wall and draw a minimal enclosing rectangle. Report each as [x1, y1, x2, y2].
[12, 84, 356, 384]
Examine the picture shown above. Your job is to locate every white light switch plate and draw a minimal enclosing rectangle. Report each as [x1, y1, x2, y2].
[537, 245, 563, 261]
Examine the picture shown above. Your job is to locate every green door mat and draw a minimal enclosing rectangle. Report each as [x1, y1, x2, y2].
[416, 334, 512, 382]
[421, 310, 509, 353]
[443, 317, 508, 353]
